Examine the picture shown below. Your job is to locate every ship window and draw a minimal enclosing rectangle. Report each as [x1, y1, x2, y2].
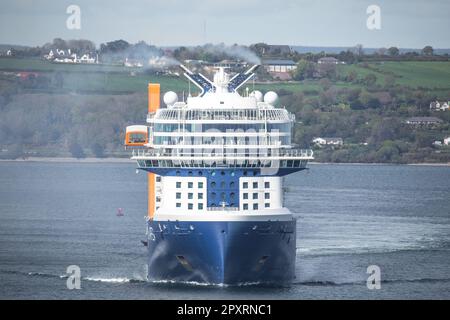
[230, 181, 235, 188]
[188, 171, 193, 176]
[243, 193, 248, 200]
[253, 193, 258, 200]
[198, 182, 203, 188]
[243, 203, 248, 210]
[211, 171, 216, 176]
[188, 182, 193, 188]
[156, 196, 161, 202]
[176, 182, 181, 188]
[198, 203, 204, 210]
[176, 192, 181, 199]
[265, 182, 270, 188]
[211, 203, 216, 207]
[220, 181, 225, 188]
[265, 193, 270, 200]
[243, 171, 248, 176]
[265, 203, 270, 208]
[176, 171, 181, 176]
[221, 193, 226, 201]
[211, 181, 216, 188]
[198, 193, 203, 199]
[176, 203, 181, 208]
[253, 171, 257, 176]
[211, 192, 216, 199]
[243, 182, 248, 189]
[188, 203, 193, 210]
[230, 193, 235, 200]
[156, 176, 161, 182]
[230, 171, 235, 177]
[198, 171, 203, 176]
[253, 182, 258, 189]
[188, 193, 193, 199]
[253, 203, 258, 210]
[221, 171, 225, 176]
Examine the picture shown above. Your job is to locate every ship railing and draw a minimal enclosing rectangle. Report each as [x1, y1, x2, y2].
[148, 108, 292, 122]
[132, 148, 313, 159]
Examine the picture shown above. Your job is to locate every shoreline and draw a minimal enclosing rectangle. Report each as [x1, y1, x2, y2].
[0, 157, 134, 163]
[1, 157, 449, 166]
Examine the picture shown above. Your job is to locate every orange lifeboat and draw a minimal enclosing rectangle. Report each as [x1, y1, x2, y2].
[124, 125, 148, 147]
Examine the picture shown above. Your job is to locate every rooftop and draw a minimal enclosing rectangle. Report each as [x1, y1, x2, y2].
[262, 59, 296, 66]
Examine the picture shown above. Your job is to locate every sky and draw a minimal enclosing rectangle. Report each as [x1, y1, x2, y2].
[0, 0, 449, 48]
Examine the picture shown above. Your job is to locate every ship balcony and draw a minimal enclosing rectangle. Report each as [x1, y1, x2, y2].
[131, 148, 313, 169]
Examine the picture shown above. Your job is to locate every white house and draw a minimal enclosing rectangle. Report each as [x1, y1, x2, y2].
[78, 53, 97, 64]
[262, 59, 297, 73]
[45, 49, 98, 64]
[430, 100, 449, 111]
[318, 57, 344, 65]
[444, 137, 450, 145]
[312, 137, 343, 146]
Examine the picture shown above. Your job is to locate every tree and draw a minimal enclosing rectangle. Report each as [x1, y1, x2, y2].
[100, 39, 130, 53]
[377, 47, 387, 56]
[363, 74, 377, 87]
[422, 45, 434, 56]
[292, 59, 315, 80]
[387, 47, 399, 56]
[319, 78, 331, 91]
[355, 44, 364, 56]
[359, 90, 372, 106]
[347, 70, 357, 83]
[69, 142, 85, 158]
[91, 143, 105, 158]
[384, 75, 395, 88]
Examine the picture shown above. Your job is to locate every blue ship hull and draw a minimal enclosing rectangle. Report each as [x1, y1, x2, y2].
[146, 219, 296, 285]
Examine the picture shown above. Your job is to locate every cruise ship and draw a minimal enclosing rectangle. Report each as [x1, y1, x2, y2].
[124, 64, 313, 285]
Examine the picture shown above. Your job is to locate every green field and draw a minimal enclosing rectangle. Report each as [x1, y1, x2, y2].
[338, 61, 450, 89]
[373, 61, 450, 88]
[61, 72, 188, 93]
[0, 57, 139, 73]
[1, 57, 449, 95]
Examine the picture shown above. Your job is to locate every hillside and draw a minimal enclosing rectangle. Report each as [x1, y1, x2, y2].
[0, 57, 449, 163]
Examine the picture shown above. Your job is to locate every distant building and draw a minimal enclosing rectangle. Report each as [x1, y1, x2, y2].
[44, 49, 98, 64]
[318, 57, 344, 65]
[430, 100, 449, 111]
[124, 58, 144, 68]
[78, 53, 97, 64]
[405, 117, 443, 126]
[444, 137, 450, 145]
[312, 137, 343, 146]
[212, 60, 248, 69]
[262, 59, 297, 73]
[6, 49, 12, 56]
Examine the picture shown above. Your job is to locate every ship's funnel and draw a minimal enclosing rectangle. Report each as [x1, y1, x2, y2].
[148, 83, 160, 113]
